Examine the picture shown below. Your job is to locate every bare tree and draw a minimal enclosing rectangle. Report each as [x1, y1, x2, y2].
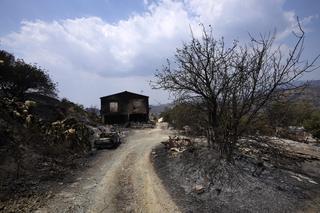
[152, 21, 319, 162]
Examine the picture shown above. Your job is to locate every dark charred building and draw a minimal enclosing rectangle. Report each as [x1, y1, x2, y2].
[100, 91, 149, 124]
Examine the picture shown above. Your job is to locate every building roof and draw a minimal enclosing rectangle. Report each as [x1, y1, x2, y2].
[100, 91, 149, 99]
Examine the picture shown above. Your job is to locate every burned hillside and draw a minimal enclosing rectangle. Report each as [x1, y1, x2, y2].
[0, 94, 103, 210]
[153, 135, 320, 212]
[0, 50, 105, 211]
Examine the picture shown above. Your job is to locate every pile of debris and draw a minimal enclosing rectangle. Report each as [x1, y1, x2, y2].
[45, 117, 93, 152]
[161, 136, 194, 153]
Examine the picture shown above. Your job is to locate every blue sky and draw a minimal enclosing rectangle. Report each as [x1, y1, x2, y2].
[1, 0, 320, 106]
[0, 0, 146, 35]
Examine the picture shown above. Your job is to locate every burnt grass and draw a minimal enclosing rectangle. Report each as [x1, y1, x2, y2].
[0, 151, 96, 212]
[152, 141, 320, 213]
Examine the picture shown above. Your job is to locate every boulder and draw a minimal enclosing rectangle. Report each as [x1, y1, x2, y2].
[193, 184, 205, 194]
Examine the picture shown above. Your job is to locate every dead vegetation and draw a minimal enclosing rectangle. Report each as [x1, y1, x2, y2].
[154, 135, 320, 212]
[0, 95, 103, 212]
[161, 136, 194, 153]
[152, 20, 319, 161]
[151, 21, 320, 211]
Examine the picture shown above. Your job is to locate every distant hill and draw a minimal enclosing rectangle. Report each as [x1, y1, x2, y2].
[308, 80, 320, 87]
[149, 80, 320, 115]
[150, 103, 173, 115]
[289, 80, 320, 107]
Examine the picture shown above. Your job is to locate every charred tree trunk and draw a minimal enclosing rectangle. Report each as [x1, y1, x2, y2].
[207, 108, 235, 162]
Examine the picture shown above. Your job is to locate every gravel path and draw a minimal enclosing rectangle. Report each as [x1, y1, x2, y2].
[36, 128, 180, 213]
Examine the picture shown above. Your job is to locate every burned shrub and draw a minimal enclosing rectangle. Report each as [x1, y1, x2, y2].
[161, 136, 195, 153]
[153, 21, 319, 161]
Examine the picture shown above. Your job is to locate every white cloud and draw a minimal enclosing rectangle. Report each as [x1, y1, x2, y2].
[1, 0, 316, 106]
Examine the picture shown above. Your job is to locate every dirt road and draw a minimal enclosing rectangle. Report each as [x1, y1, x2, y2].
[37, 128, 180, 213]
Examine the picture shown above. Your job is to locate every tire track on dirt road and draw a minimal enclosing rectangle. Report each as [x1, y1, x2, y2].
[37, 128, 180, 213]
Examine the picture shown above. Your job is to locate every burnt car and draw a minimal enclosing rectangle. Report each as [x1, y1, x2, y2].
[94, 132, 121, 149]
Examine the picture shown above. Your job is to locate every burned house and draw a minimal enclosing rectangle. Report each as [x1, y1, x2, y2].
[100, 91, 149, 124]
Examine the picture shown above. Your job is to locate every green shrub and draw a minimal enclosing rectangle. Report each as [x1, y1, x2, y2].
[0, 50, 57, 98]
[304, 111, 320, 140]
[160, 102, 206, 135]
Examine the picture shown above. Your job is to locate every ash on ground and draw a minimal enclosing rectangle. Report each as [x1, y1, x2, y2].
[152, 136, 320, 213]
